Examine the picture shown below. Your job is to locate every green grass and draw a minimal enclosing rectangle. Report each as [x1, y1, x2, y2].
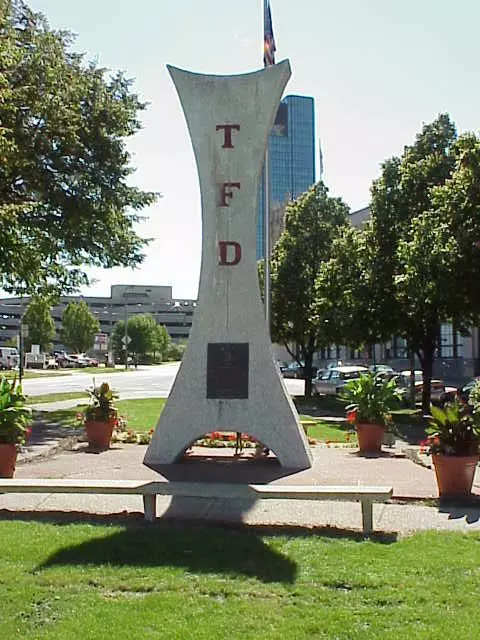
[34, 400, 345, 443]
[0, 521, 479, 639]
[114, 398, 167, 431]
[69, 366, 122, 375]
[299, 415, 356, 443]
[36, 398, 168, 432]
[2, 370, 69, 380]
[27, 391, 89, 405]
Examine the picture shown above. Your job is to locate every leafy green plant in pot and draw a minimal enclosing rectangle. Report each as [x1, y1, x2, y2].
[0, 377, 32, 477]
[424, 396, 480, 497]
[341, 373, 401, 453]
[83, 381, 119, 450]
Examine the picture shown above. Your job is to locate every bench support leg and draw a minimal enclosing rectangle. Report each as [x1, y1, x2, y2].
[143, 494, 157, 522]
[361, 500, 373, 535]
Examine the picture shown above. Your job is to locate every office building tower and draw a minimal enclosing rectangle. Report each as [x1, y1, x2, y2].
[256, 94, 316, 258]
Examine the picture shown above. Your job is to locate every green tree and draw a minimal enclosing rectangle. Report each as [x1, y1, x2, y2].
[0, 0, 156, 297]
[110, 314, 171, 363]
[322, 115, 480, 412]
[270, 182, 350, 396]
[315, 225, 380, 352]
[61, 301, 100, 353]
[22, 296, 56, 351]
[166, 339, 187, 361]
[365, 114, 459, 412]
[153, 324, 171, 361]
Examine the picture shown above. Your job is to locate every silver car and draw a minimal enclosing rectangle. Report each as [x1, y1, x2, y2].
[313, 365, 368, 396]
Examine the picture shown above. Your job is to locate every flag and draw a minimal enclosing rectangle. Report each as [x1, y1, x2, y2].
[263, 0, 276, 67]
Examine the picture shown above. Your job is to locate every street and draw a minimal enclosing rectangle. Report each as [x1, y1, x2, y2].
[22, 363, 306, 400]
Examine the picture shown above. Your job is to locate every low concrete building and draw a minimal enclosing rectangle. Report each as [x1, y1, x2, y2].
[0, 285, 196, 349]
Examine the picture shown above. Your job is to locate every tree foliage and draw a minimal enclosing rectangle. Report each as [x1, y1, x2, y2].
[0, 0, 156, 296]
[110, 314, 171, 362]
[270, 182, 349, 395]
[318, 114, 480, 412]
[61, 300, 100, 353]
[22, 296, 56, 351]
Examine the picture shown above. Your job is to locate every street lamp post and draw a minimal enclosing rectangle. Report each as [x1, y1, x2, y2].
[124, 303, 129, 370]
[19, 320, 28, 383]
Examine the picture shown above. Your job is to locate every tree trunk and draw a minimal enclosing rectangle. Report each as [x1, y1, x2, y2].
[303, 349, 314, 398]
[409, 349, 415, 406]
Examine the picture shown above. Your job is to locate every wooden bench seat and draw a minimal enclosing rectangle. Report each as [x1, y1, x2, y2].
[0, 479, 392, 534]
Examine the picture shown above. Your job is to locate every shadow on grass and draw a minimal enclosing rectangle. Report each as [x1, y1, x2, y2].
[35, 518, 298, 584]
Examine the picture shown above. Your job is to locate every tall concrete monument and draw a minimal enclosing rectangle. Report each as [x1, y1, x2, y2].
[144, 62, 313, 471]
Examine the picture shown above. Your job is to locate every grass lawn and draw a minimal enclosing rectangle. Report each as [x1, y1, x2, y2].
[35, 398, 168, 433]
[299, 415, 356, 444]
[27, 391, 89, 405]
[32, 397, 425, 446]
[34, 399, 350, 444]
[0, 520, 479, 639]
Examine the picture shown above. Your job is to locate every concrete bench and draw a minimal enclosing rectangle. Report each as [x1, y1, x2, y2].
[0, 479, 392, 534]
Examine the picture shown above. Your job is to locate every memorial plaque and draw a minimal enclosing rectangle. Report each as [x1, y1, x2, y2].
[207, 343, 249, 399]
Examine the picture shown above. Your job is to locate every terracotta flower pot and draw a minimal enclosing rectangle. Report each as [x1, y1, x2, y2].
[85, 419, 116, 450]
[432, 453, 479, 497]
[0, 443, 18, 478]
[356, 423, 385, 454]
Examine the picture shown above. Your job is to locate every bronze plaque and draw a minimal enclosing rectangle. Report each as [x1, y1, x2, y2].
[207, 343, 249, 399]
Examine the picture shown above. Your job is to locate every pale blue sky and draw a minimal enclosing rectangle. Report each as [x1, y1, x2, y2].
[27, 0, 480, 299]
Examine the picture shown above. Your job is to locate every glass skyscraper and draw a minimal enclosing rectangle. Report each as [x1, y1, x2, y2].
[256, 94, 316, 259]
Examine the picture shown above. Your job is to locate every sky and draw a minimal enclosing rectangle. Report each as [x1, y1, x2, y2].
[26, 0, 480, 300]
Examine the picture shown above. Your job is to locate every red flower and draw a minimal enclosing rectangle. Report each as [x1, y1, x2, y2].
[346, 409, 357, 424]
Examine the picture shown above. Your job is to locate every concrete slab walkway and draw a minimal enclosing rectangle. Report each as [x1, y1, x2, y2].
[2, 434, 479, 536]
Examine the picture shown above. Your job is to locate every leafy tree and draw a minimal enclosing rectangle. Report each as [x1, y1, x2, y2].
[166, 339, 187, 361]
[110, 314, 171, 363]
[61, 300, 100, 353]
[0, 0, 156, 297]
[153, 323, 171, 361]
[322, 115, 480, 412]
[270, 182, 350, 395]
[109, 320, 128, 364]
[365, 114, 459, 412]
[22, 296, 56, 351]
[315, 225, 381, 352]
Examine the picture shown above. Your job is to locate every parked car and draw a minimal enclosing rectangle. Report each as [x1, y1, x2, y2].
[77, 354, 99, 367]
[0, 347, 19, 370]
[313, 365, 368, 396]
[369, 364, 395, 378]
[282, 362, 318, 380]
[392, 370, 456, 405]
[54, 352, 90, 368]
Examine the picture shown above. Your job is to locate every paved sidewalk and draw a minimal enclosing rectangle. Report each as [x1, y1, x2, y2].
[2, 428, 479, 535]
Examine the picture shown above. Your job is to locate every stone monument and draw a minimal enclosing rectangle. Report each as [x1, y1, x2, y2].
[144, 61, 313, 470]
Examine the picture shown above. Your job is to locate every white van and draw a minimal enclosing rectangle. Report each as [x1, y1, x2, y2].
[0, 347, 19, 370]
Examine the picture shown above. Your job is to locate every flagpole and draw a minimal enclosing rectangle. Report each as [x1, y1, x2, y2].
[263, 0, 276, 335]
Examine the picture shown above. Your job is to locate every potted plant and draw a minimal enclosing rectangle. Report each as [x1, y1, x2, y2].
[342, 372, 401, 453]
[0, 377, 32, 477]
[83, 381, 119, 450]
[425, 396, 480, 497]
